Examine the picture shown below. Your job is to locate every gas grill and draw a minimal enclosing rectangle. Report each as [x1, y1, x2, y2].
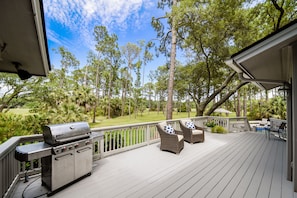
[15, 122, 96, 194]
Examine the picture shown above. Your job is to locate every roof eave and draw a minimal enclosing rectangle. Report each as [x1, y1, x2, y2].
[32, 0, 51, 76]
[226, 19, 297, 90]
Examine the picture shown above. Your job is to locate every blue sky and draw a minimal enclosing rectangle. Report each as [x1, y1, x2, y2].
[43, 0, 170, 83]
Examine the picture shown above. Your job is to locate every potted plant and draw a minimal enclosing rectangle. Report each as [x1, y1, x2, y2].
[205, 120, 217, 132]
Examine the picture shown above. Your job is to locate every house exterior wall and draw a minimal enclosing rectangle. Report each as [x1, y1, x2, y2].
[292, 42, 297, 191]
[287, 86, 292, 181]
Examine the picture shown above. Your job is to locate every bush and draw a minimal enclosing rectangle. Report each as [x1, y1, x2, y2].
[177, 102, 188, 112]
[0, 113, 48, 143]
[211, 125, 227, 134]
[206, 121, 217, 127]
[247, 97, 287, 120]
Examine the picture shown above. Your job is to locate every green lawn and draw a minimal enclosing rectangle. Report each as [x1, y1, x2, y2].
[5, 108, 236, 128]
[6, 108, 32, 115]
[89, 111, 196, 128]
[90, 111, 237, 128]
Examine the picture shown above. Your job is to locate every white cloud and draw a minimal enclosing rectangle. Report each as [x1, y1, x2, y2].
[46, 29, 75, 50]
[43, 0, 156, 49]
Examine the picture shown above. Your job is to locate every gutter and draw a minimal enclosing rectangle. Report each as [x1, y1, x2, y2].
[226, 59, 290, 89]
[238, 72, 287, 85]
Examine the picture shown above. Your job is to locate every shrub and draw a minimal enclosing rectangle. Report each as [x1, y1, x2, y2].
[0, 113, 48, 143]
[177, 102, 188, 112]
[211, 125, 227, 134]
[206, 121, 217, 127]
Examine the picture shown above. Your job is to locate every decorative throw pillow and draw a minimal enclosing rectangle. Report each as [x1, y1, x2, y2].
[185, 121, 195, 129]
[164, 125, 175, 134]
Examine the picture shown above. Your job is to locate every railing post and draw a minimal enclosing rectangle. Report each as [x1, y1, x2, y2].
[245, 118, 251, 131]
[100, 136, 105, 158]
[226, 118, 230, 132]
[146, 125, 150, 145]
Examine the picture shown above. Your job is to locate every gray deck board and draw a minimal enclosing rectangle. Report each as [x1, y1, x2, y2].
[224, 134, 269, 198]
[242, 138, 275, 198]
[179, 133, 260, 198]
[256, 140, 277, 197]
[208, 133, 266, 198]
[269, 140, 284, 198]
[138, 132, 252, 198]
[12, 132, 297, 198]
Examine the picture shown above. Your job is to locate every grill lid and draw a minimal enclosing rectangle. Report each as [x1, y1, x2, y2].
[43, 122, 91, 146]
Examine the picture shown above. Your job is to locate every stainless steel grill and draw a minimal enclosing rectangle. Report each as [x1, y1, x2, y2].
[15, 122, 97, 195]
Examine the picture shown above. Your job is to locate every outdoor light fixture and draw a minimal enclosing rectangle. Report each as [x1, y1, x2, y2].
[13, 62, 32, 80]
[278, 83, 291, 99]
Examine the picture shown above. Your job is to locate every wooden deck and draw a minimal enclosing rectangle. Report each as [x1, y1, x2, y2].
[12, 132, 297, 198]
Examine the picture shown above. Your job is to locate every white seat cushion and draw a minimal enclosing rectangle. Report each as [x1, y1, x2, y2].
[192, 129, 203, 135]
[177, 135, 184, 142]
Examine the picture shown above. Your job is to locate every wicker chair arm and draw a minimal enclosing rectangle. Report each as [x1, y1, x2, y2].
[195, 125, 205, 131]
[175, 130, 183, 135]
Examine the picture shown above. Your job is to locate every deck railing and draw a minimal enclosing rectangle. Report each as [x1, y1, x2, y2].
[0, 116, 251, 198]
[0, 134, 44, 198]
[91, 122, 160, 158]
[269, 118, 287, 131]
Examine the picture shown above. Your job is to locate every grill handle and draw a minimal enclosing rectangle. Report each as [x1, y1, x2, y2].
[55, 153, 73, 161]
[77, 147, 92, 153]
[55, 134, 89, 144]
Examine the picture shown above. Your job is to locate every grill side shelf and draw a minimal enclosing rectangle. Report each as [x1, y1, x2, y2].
[15, 142, 52, 162]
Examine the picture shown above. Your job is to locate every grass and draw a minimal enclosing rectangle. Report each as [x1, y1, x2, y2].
[89, 111, 196, 128]
[5, 108, 32, 115]
[5, 108, 236, 128]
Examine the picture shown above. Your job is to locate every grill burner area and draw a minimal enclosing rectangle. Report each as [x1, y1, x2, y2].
[15, 122, 96, 196]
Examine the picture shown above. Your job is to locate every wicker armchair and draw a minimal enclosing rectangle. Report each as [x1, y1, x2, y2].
[156, 122, 184, 154]
[179, 119, 205, 144]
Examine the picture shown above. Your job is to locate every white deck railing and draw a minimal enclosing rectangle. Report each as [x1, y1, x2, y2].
[269, 118, 287, 131]
[0, 116, 251, 198]
[91, 122, 160, 159]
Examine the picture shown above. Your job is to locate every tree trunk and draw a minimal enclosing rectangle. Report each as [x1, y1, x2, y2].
[0, 86, 22, 112]
[205, 82, 248, 115]
[193, 71, 243, 116]
[187, 99, 190, 118]
[271, 0, 284, 31]
[196, 107, 204, 116]
[166, 0, 177, 120]
[236, 90, 241, 117]
[84, 66, 88, 86]
[93, 65, 101, 123]
[92, 102, 97, 123]
[194, 101, 204, 116]
[265, 90, 269, 101]
[107, 74, 112, 119]
[243, 89, 247, 116]
[121, 83, 126, 116]
[129, 67, 132, 119]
